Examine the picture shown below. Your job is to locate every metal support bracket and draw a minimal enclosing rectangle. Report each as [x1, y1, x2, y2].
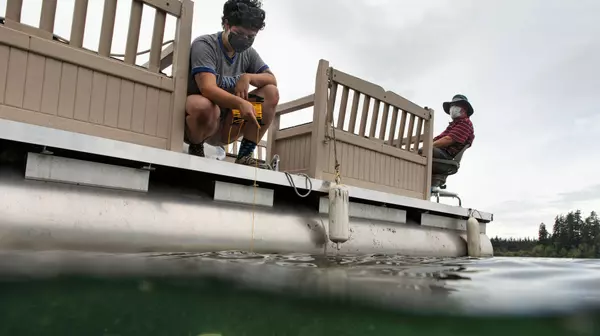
[25, 152, 150, 192]
[318, 197, 406, 224]
[213, 181, 274, 207]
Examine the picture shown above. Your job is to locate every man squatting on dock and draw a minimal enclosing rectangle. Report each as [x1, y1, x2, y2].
[185, 0, 278, 169]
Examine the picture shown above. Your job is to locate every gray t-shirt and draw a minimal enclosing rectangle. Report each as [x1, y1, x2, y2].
[187, 32, 269, 96]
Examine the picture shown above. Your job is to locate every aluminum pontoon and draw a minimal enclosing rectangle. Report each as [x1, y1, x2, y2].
[0, 0, 494, 257]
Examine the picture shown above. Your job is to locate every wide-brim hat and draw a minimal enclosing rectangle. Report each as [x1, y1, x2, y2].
[443, 94, 474, 117]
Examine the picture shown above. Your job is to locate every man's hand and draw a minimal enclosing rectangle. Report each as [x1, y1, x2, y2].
[234, 74, 251, 100]
[238, 100, 260, 128]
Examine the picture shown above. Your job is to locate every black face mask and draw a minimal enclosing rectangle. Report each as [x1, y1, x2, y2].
[228, 31, 254, 52]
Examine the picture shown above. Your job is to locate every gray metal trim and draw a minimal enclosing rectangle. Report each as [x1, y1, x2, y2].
[421, 213, 486, 234]
[214, 181, 274, 207]
[25, 152, 149, 192]
[0, 119, 493, 222]
[319, 197, 406, 224]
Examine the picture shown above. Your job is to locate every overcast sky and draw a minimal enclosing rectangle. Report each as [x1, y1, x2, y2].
[3, 0, 599, 238]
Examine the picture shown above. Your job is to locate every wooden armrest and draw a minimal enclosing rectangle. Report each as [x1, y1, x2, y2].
[141, 43, 174, 72]
[432, 158, 459, 167]
[276, 94, 315, 116]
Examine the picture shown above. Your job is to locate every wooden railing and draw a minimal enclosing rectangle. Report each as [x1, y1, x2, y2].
[0, 0, 193, 151]
[269, 60, 434, 199]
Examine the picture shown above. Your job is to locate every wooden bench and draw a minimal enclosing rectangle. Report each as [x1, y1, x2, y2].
[0, 0, 194, 151]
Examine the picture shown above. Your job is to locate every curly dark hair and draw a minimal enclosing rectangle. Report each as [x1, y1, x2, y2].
[221, 0, 266, 31]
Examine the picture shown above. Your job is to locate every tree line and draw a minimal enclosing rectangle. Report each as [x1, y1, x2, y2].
[491, 210, 600, 258]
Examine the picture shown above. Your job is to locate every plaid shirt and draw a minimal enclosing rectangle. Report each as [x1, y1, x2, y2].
[434, 116, 475, 157]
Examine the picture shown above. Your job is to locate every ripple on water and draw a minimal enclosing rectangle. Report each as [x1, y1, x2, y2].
[0, 251, 599, 316]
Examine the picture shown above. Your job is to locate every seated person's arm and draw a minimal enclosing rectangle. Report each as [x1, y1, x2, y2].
[244, 48, 277, 88]
[434, 122, 471, 148]
[433, 136, 454, 148]
[191, 39, 245, 109]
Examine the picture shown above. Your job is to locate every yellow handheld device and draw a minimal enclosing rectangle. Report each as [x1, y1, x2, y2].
[231, 93, 264, 125]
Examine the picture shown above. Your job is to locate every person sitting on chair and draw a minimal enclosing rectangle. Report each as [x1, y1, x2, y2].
[185, 0, 279, 169]
[428, 94, 475, 175]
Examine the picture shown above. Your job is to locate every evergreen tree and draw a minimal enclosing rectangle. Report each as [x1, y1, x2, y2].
[492, 209, 600, 258]
[538, 223, 549, 243]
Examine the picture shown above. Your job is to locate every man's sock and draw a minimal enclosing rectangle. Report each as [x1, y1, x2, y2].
[237, 138, 257, 160]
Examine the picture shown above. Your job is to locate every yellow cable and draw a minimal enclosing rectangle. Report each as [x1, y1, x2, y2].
[226, 115, 260, 253]
[250, 126, 259, 253]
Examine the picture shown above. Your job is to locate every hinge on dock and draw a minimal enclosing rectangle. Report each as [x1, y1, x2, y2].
[40, 146, 53, 155]
[141, 163, 156, 171]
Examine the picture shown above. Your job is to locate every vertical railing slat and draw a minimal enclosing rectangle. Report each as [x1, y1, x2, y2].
[125, 0, 144, 65]
[348, 90, 360, 134]
[378, 103, 390, 140]
[369, 100, 380, 138]
[326, 82, 338, 126]
[387, 107, 399, 145]
[5, 0, 23, 22]
[414, 117, 423, 152]
[405, 113, 416, 151]
[336, 85, 349, 129]
[70, 0, 89, 48]
[148, 9, 167, 72]
[39, 0, 58, 33]
[396, 110, 407, 148]
[98, 0, 118, 56]
[358, 95, 371, 137]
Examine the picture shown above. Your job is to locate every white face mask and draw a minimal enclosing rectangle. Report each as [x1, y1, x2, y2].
[449, 106, 463, 119]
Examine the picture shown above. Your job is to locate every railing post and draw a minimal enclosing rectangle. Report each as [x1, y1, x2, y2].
[5, 0, 23, 22]
[98, 0, 118, 56]
[39, 0, 58, 33]
[168, 0, 194, 151]
[70, 0, 89, 48]
[265, 116, 279, 161]
[423, 107, 434, 200]
[309, 59, 330, 179]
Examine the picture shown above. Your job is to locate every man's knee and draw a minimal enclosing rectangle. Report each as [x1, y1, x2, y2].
[260, 84, 280, 108]
[186, 95, 220, 124]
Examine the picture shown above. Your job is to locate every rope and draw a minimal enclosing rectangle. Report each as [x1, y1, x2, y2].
[284, 172, 313, 198]
[330, 107, 342, 185]
[468, 208, 483, 219]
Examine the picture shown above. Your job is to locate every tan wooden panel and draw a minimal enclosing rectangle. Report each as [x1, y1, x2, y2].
[23, 53, 45, 112]
[5, 47, 28, 108]
[156, 90, 172, 139]
[74, 67, 93, 121]
[321, 172, 423, 199]
[104, 76, 121, 127]
[320, 135, 427, 195]
[40, 58, 62, 115]
[57, 63, 78, 118]
[274, 133, 312, 173]
[117, 80, 134, 130]
[144, 87, 160, 136]
[0, 46, 9, 104]
[89, 72, 108, 124]
[0, 104, 167, 149]
[131, 83, 148, 133]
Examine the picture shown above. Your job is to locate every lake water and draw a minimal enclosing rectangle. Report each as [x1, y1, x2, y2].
[1, 250, 599, 335]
